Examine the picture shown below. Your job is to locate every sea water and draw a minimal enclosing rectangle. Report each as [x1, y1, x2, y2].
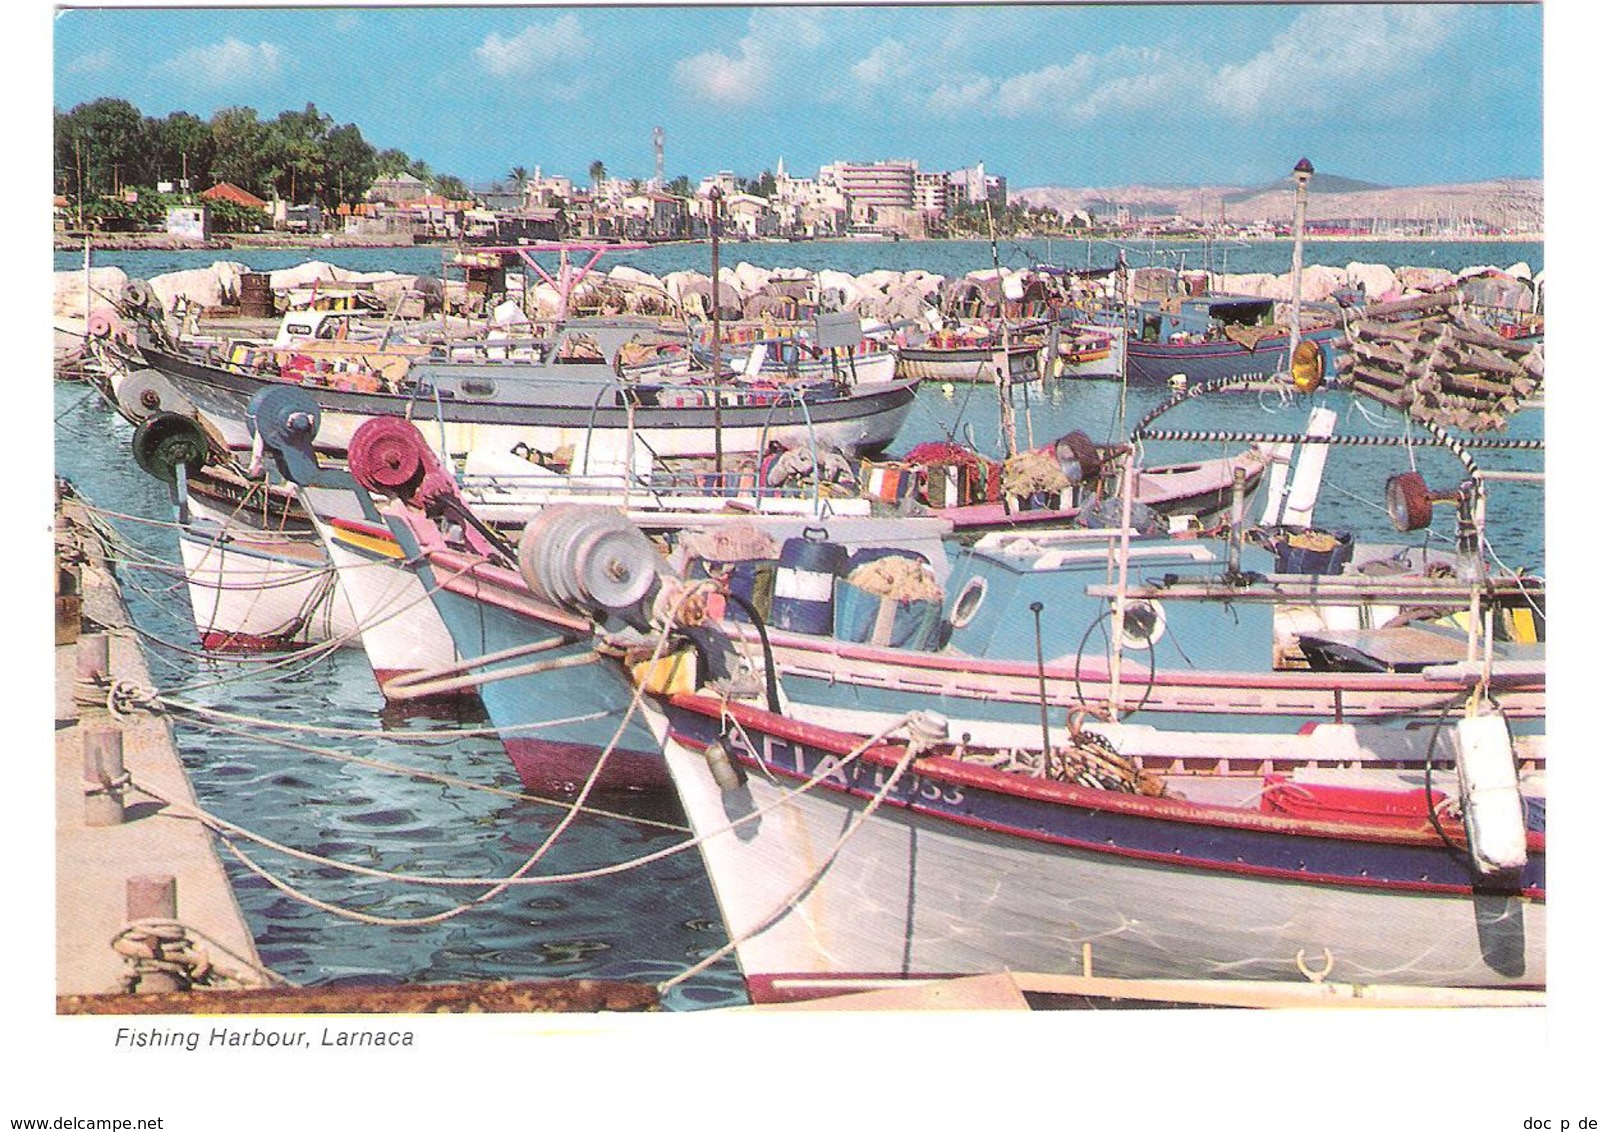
[50, 239, 1545, 1008]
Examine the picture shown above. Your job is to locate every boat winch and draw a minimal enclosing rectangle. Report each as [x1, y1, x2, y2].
[517, 505, 666, 626]
[131, 411, 211, 522]
[116, 369, 196, 424]
[132, 412, 209, 488]
[1385, 471, 1483, 580]
[349, 416, 427, 496]
[246, 385, 322, 485]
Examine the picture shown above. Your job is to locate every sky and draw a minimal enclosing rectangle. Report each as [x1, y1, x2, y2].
[49, 3, 1544, 192]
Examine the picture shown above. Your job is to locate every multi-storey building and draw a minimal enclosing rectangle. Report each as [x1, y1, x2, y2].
[820, 160, 917, 227]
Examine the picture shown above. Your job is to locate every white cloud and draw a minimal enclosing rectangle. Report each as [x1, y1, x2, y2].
[675, 46, 771, 107]
[671, 8, 837, 107]
[1211, 7, 1454, 118]
[926, 76, 995, 117]
[475, 14, 591, 79]
[153, 38, 283, 87]
[850, 38, 914, 88]
[65, 48, 114, 77]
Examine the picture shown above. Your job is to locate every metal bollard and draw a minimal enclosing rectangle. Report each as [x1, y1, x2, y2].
[82, 725, 127, 826]
[125, 875, 184, 994]
[56, 559, 82, 646]
[74, 633, 110, 707]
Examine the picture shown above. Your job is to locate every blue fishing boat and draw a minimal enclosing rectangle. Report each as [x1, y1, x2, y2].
[1122, 291, 1343, 386]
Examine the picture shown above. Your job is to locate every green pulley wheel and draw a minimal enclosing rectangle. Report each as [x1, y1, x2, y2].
[132, 412, 210, 486]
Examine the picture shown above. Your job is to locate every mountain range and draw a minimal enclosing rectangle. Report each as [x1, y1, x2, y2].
[1011, 174, 1543, 230]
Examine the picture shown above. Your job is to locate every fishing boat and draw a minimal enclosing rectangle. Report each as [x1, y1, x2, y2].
[128, 414, 359, 652]
[1122, 291, 1342, 387]
[1053, 323, 1120, 378]
[689, 316, 901, 387]
[640, 688, 1542, 1002]
[615, 387, 1545, 747]
[490, 501, 1544, 1000]
[895, 323, 1044, 384]
[888, 430, 1270, 534]
[131, 313, 921, 470]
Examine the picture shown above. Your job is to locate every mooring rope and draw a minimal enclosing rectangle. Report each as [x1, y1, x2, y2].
[658, 712, 928, 994]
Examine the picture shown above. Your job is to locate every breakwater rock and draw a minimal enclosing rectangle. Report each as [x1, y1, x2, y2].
[53, 256, 1542, 331]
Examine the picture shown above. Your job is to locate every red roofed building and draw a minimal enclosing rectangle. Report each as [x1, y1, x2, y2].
[201, 182, 268, 211]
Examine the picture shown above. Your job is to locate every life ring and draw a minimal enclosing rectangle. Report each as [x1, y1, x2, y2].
[1119, 599, 1166, 650]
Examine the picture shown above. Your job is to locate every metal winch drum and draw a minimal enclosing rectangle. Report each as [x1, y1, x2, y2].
[348, 417, 433, 497]
[116, 369, 196, 423]
[132, 412, 209, 486]
[518, 505, 663, 618]
[247, 386, 324, 484]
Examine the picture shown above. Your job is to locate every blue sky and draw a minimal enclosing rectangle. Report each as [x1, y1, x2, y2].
[52, 4, 1542, 191]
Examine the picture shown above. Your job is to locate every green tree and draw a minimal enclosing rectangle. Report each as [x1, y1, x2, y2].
[148, 111, 214, 191]
[322, 123, 378, 209]
[55, 98, 148, 198]
[588, 159, 606, 193]
[266, 102, 334, 203]
[508, 164, 530, 190]
[432, 174, 469, 201]
[665, 174, 692, 198]
[209, 106, 271, 196]
[374, 148, 413, 177]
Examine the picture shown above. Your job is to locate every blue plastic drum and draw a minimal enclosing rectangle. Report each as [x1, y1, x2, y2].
[770, 532, 846, 634]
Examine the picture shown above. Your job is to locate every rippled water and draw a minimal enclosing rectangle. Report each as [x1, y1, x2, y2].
[54, 387, 744, 1010]
[51, 236, 1544, 1010]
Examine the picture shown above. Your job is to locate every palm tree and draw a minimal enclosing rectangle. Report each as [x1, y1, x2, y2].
[508, 165, 530, 200]
[589, 159, 606, 194]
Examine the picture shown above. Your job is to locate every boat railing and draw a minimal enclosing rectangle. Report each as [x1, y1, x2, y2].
[1100, 375, 1547, 719]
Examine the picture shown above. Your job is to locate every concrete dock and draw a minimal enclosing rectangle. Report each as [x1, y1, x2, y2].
[55, 487, 271, 1001]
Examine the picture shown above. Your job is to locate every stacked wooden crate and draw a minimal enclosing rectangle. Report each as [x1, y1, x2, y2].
[1337, 290, 1544, 432]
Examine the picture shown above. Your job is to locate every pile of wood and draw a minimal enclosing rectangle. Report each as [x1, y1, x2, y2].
[1335, 290, 1544, 432]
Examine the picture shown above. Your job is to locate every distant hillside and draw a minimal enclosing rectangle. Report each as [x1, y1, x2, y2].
[1013, 177, 1543, 230]
[1221, 172, 1388, 204]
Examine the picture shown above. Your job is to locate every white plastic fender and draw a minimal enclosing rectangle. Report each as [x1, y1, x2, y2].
[1260, 406, 1337, 528]
[1453, 710, 1529, 878]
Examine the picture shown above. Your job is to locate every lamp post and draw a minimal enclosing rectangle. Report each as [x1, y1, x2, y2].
[1288, 157, 1314, 380]
[708, 186, 724, 474]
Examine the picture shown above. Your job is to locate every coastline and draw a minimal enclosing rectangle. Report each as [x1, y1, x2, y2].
[52, 229, 1545, 255]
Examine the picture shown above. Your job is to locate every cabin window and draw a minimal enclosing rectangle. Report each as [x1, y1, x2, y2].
[949, 577, 987, 629]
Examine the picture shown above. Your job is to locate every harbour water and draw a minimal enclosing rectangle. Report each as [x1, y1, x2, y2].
[49, 238, 1545, 1009]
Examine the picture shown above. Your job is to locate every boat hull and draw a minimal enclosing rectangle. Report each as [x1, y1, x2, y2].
[402, 544, 670, 796]
[308, 507, 461, 693]
[896, 344, 1042, 383]
[1124, 328, 1341, 386]
[177, 523, 358, 651]
[652, 695, 1544, 1002]
[142, 345, 918, 464]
